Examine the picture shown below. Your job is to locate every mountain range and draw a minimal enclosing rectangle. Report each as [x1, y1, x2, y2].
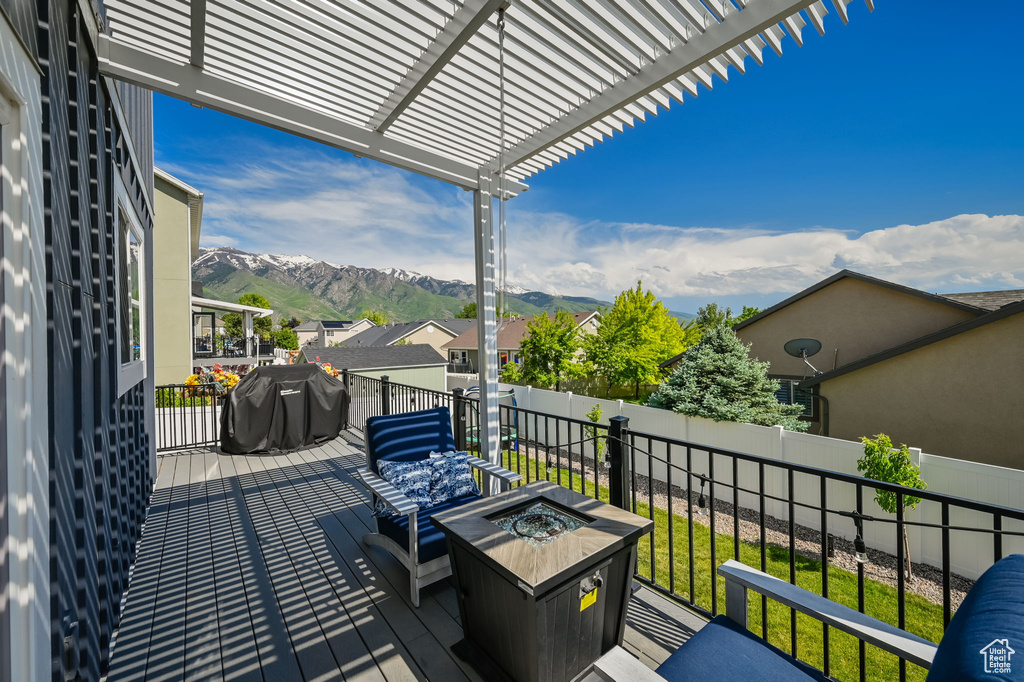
[192, 247, 649, 323]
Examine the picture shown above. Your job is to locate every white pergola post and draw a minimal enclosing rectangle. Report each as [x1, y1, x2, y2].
[472, 171, 501, 487]
[243, 312, 254, 357]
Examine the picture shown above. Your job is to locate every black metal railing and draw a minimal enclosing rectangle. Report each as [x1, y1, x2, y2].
[193, 334, 272, 359]
[342, 376, 1024, 682]
[154, 383, 222, 452]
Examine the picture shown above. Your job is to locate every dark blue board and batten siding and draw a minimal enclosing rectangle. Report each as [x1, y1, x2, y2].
[1, 0, 156, 679]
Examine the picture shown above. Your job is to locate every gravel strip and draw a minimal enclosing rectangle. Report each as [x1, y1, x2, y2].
[520, 444, 971, 611]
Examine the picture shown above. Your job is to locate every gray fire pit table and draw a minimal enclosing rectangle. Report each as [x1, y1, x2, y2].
[432, 480, 654, 682]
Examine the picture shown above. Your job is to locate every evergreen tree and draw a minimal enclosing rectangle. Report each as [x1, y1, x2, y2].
[647, 325, 807, 431]
[222, 293, 273, 339]
[585, 282, 689, 398]
[518, 311, 586, 391]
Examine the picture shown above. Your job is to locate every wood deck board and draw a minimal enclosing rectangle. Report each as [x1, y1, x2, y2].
[107, 437, 704, 681]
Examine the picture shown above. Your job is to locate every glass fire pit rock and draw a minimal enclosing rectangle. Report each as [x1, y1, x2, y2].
[492, 500, 591, 547]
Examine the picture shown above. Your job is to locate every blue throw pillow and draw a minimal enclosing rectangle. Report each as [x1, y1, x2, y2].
[372, 458, 433, 518]
[430, 451, 480, 505]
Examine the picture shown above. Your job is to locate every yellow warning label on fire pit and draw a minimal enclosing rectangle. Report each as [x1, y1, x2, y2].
[580, 589, 598, 612]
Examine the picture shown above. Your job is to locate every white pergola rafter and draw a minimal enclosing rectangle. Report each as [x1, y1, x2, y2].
[370, 0, 511, 133]
[97, 0, 873, 469]
[189, 0, 206, 68]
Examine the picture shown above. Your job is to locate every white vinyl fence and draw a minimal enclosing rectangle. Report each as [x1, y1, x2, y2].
[509, 385, 1024, 580]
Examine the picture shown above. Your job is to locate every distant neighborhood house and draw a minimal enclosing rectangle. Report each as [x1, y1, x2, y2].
[296, 319, 376, 347]
[443, 311, 600, 374]
[298, 344, 449, 392]
[345, 318, 476, 357]
[733, 269, 1024, 469]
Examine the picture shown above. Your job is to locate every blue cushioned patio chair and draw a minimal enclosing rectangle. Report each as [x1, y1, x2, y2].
[356, 406, 522, 607]
[595, 555, 1024, 682]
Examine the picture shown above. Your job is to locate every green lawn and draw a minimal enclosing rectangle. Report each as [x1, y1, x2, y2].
[495, 449, 945, 682]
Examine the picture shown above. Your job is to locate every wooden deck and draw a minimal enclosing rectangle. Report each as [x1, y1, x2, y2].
[106, 436, 706, 681]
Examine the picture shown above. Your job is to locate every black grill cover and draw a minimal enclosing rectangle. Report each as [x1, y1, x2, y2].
[220, 364, 349, 454]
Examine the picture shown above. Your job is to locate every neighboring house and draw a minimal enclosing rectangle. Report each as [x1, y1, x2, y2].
[153, 168, 204, 384]
[0, 7, 156, 678]
[153, 168, 275, 378]
[300, 319, 377, 347]
[345, 318, 476, 356]
[734, 270, 1024, 469]
[298, 344, 449, 392]
[294, 320, 322, 346]
[442, 312, 600, 373]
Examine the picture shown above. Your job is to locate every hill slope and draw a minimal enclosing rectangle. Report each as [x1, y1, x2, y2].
[192, 248, 614, 322]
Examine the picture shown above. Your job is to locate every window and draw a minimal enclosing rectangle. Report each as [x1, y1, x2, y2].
[327, 330, 334, 337]
[774, 378, 815, 418]
[116, 175, 146, 394]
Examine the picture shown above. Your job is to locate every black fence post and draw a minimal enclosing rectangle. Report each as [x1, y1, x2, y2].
[452, 388, 467, 450]
[608, 416, 630, 510]
[341, 370, 351, 428]
[381, 375, 391, 416]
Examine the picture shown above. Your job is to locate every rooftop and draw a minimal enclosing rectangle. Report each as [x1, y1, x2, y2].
[298, 344, 449, 370]
[443, 311, 598, 350]
[347, 319, 477, 347]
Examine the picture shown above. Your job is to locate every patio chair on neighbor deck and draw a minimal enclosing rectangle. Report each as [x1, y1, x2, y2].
[356, 406, 522, 607]
[595, 555, 1024, 682]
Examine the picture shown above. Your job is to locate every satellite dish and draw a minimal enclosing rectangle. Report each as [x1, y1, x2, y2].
[784, 338, 822, 358]
[784, 338, 823, 376]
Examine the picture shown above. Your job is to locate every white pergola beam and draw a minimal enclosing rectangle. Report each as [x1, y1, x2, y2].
[472, 171, 501, 479]
[370, 0, 509, 133]
[190, 0, 207, 67]
[97, 35, 527, 194]
[499, 0, 818, 170]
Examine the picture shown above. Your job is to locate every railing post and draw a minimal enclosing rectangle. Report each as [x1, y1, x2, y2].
[452, 388, 467, 450]
[341, 370, 351, 428]
[608, 416, 630, 510]
[381, 375, 391, 416]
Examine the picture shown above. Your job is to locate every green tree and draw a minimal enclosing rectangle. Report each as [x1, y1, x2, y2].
[695, 303, 761, 332]
[272, 317, 299, 350]
[647, 325, 807, 431]
[584, 404, 605, 458]
[361, 308, 390, 325]
[222, 293, 273, 339]
[857, 434, 927, 580]
[456, 302, 477, 319]
[281, 316, 303, 329]
[585, 282, 689, 398]
[517, 310, 586, 391]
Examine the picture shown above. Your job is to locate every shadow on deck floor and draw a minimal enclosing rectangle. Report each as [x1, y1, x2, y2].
[106, 436, 706, 681]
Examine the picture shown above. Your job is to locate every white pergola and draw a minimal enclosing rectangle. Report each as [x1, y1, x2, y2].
[97, 0, 872, 468]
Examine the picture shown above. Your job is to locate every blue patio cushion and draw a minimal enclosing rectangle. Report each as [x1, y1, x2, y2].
[365, 407, 457, 472]
[926, 554, 1024, 682]
[376, 493, 482, 563]
[656, 615, 828, 682]
[371, 458, 434, 517]
[429, 451, 481, 505]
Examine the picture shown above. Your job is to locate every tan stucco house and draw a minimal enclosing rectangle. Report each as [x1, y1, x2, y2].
[153, 169, 204, 384]
[442, 311, 600, 373]
[734, 270, 1024, 469]
[345, 318, 475, 357]
[298, 319, 377, 347]
[153, 169, 274, 382]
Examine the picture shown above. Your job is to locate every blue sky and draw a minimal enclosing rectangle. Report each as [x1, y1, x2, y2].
[155, 1, 1024, 314]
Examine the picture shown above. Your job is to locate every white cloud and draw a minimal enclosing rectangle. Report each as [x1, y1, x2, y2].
[505, 213, 1024, 302]
[171, 144, 1024, 307]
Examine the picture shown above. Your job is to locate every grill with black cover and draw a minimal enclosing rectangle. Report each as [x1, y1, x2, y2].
[220, 364, 349, 454]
